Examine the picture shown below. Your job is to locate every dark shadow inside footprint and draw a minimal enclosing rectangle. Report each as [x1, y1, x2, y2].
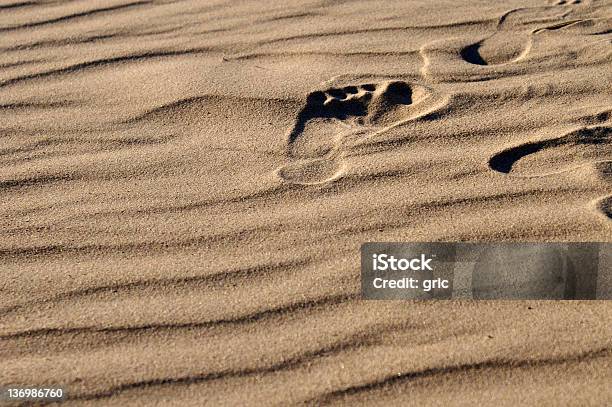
[459, 39, 525, 66]
[489, 141, 547, 173]
[599, 196, 612, 219]
[460, 42, 489, 66]
[385, 81, 413, 105]
[326, 97, 370, 119]
[289, 90, 369, 145]
[289, 82, 415, 146]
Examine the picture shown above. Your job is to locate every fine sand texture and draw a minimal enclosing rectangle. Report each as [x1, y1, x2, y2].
[1, 0, 611, 405]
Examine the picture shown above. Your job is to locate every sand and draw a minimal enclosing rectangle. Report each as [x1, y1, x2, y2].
[0, 0, 611, 405]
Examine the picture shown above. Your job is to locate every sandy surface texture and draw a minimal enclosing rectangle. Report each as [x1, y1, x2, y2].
[1, 0, 611, 405]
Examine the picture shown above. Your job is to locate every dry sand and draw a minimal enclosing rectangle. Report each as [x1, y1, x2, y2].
[1, 0, 611, 405]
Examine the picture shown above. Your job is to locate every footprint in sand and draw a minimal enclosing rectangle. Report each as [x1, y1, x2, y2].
[489, 125, 611, 219]
[421, 4, 593, 81]
[460, 6, 579, 66]
[489, 125, 611, 176]
[596, 192, 612, 219]
[276, 80, 436, 185]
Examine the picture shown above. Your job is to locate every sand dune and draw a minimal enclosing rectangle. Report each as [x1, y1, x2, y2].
[1, 0, 611, 405]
